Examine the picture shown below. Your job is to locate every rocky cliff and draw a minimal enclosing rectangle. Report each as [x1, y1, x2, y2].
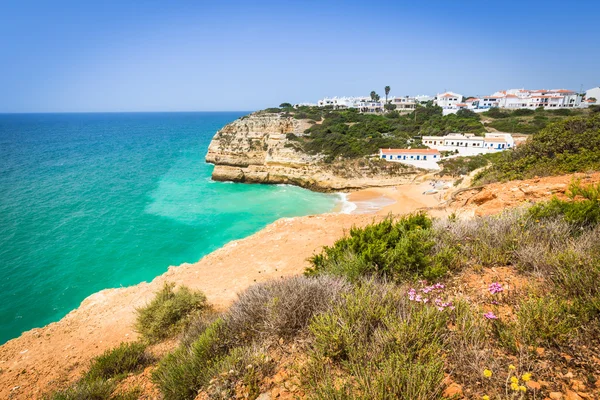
[205, 112, 420, 191]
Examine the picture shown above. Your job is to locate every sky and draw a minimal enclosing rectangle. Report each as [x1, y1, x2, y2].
[0, 0, 599, 113]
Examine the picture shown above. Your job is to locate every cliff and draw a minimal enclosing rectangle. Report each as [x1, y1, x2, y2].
[205, 112, 420, 191]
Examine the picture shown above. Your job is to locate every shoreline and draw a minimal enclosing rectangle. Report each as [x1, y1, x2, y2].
[0, 180, 444, 399]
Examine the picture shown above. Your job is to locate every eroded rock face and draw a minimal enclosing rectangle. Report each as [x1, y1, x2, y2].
[205, 113, 318, 168]
[205, 112, 419, 191]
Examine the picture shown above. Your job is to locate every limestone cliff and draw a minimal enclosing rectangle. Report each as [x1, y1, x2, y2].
[205, 112, 420, 191]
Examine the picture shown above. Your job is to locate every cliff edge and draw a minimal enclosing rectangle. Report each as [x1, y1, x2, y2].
[205, 112, 420, 191]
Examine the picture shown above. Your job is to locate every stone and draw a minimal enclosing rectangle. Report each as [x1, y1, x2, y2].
[549, 393, 563, 400]
[256, 393, 271, 400]
[527, 380, 542, 390]
[570, 379, 586, 391]
[536, 347, 546, 356]
[442, 383, 463, 398]
[564, 390, 583, 400]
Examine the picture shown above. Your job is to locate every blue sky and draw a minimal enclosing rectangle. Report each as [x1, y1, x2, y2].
[1, 0, 599, 112]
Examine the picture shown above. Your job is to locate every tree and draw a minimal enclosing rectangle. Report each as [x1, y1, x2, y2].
[384, 103, 397, 111]
[370, 91, 377, 101]
[385, 86, 391, 103]
[279, 102, 293, 108]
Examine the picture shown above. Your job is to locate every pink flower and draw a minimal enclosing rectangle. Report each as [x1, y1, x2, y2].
[484, 311, 498, 320]
[489, 282, 503, 295]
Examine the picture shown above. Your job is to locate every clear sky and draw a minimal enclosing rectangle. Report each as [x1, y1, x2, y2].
[1, 0, 599, 112]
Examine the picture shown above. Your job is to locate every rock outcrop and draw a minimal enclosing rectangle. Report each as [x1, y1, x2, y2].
[205, 112, 420, 191]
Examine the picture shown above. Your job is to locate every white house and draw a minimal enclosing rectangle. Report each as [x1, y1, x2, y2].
[435, 92, 463, 109]
[389, 96, 417, 110]
[477, 89, 583, 110]
[421, 133, 515, 156]
[586, 87, 600, 104]
[379, 148, 441, 170]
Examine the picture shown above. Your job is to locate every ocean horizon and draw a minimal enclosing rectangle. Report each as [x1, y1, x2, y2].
[0, 112, 340, 344]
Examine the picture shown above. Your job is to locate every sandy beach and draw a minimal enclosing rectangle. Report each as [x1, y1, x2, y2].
[347, 180, 449, 215]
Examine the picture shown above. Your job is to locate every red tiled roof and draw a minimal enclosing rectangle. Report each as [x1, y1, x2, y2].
[381, 148, 440, 155]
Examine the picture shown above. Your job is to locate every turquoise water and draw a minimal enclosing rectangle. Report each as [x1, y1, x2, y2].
[0, 112, 339, 344]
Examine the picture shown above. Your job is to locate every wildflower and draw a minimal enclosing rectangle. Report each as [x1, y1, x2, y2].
[489, 282, 503, 294]
[521, 372, 531, 382]
[510, 376, 519, 384]
[482, 396, 490, 400]
[483, 311, 498, 319]
[483, 369, 492, 378]
[519, 385, 527, 392]
[509, 364, 516, 370]
[511, 382, 520, 391]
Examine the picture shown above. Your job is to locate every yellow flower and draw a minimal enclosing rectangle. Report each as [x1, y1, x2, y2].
[519, 385, 527, 392]
[483, 369, 493, 378]
[482, 396, 490, 400]
[511, 382, 519, 391]
[509, 364, 516, 370]
[521, 372, 532, 382]
[510, 376, 519, 384]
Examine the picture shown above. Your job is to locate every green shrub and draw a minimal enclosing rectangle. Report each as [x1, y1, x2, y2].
[475, 114, 600, 184]
[135, 283, 209, 342]
[304, 280, 447, 399]
[155, 276, 348, 400]
[224, 275, 349, 342]
[85, 342, 152, 381]
[46, 379, 115, 400]
[527, 181, 600, 227]
[306, 213, 445, 282]
[153, 319, 227, 399]
[514, 295, 579, 347]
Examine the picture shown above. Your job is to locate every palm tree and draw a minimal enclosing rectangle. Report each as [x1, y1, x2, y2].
[370, 91, 377, 101]
[385, 86, 391, 103]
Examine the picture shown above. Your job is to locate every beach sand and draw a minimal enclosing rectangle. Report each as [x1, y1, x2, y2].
[347, 180, 448, 215]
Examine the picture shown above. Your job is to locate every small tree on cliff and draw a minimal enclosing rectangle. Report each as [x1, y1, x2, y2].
[385, 86, 391, 103]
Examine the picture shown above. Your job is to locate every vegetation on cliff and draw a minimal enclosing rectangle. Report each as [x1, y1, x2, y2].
[280, 104, 486, 161]
[482, 106, 594, 134]
[475, 113, 600, 184]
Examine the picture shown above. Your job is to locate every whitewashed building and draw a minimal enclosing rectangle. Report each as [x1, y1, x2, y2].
[379, 148, 441, 170]
[388, 96, 417, 110]
[435, 92, 463, 109]
[585, 87, 600, 104]
[421, 133, 515, 156]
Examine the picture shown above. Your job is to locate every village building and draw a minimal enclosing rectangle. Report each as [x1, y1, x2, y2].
[389, 96, 417, 110]
[421, 133, 515, 156]
[585, 87, 600, 104]
[379, 148, 441, 170]
[435, 92, 463, 109]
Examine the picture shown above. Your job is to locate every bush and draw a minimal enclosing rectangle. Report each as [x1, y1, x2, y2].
[527, 181, 600, 227]
[305, 213, 446, 282]
[46, 379, 115, 400]
[303, 280, 447, 399]
[85, 342, 152, 381]
[224, 275, 350, 342]
[154, 276, 348, 400]
[153, 319, 227, 400]
[510, 295, 578, 348]
[135, 283, 209, 342]
[475, 114, 600, 184]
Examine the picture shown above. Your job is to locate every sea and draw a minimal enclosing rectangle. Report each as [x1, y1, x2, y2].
[0, 112, 341, 344]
